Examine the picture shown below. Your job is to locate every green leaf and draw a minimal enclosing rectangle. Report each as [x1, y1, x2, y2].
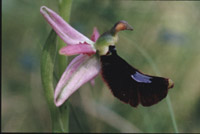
[41, 30, 69, 132]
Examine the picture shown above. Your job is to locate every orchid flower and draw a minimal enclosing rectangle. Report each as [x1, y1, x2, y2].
[40, 6, 101, 107]
[41, 6, 174, 108]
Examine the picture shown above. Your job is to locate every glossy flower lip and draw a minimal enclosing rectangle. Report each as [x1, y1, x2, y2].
[40, 6, 101, 107]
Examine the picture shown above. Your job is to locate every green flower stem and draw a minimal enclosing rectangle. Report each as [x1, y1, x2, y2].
[41, 0, 72, 132]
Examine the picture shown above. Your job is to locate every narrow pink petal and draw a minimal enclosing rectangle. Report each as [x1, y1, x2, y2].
[91, 27, 100, 42]
[40, 6, 94, 46]
[54, 54, 101, 107]
[88, 28, 99, 86]
[59, 43, 96, 56]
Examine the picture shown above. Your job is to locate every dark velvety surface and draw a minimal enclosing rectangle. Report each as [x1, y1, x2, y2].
[100, 46, 170, 107]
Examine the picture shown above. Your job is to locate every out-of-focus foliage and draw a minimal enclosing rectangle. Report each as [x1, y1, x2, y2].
[2, 0, 200, 133]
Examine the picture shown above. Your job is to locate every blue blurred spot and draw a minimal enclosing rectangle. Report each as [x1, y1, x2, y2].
[19, 52, 37, 72]
[159, 29, 185, 45]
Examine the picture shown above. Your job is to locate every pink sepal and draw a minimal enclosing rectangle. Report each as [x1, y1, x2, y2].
[40, 6, 94, 46]
[54, 54, 101, 107]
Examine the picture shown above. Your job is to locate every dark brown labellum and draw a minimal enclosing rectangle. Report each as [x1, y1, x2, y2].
[100, 46, 174, 107]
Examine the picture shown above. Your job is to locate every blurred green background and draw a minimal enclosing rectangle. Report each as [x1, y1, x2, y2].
[2, 0, 200, 133]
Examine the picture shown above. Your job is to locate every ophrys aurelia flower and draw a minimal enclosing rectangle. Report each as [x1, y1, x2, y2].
[40, 6, 174, 107]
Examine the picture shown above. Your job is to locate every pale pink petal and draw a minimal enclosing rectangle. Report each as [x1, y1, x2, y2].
[91, 27, 100, 42]
[40, 6, 94, 46]
[54, 54, 101, 107]
[59, 43, 96, 56]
